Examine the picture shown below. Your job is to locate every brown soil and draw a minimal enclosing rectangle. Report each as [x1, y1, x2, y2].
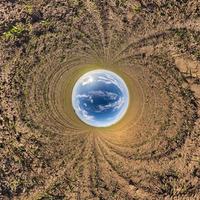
[0, 0, 199, 200]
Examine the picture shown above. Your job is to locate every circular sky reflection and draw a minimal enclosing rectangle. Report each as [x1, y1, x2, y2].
[72, 69, 129, 127]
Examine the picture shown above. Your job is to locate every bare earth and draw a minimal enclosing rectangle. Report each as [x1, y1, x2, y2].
[0, 0, 200, 200]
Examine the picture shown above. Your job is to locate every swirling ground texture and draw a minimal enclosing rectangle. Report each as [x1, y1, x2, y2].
[0, 0, 200, 199]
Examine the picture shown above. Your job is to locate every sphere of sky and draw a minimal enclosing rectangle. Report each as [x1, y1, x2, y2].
[72, 69, 129, 127]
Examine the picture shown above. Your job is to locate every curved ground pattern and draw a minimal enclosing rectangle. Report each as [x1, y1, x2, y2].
[0, 0, 200, 199]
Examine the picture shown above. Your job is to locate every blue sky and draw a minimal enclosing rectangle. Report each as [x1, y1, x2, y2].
[72, 70, 129, 127]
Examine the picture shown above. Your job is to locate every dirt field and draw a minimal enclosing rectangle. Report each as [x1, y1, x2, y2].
[0, 0, 200, 199]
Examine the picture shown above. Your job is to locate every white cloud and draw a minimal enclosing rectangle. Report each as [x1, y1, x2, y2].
[76, 93, 94, 103]
[76, 90, 119, 109]
[82, 76, 93, 86]
[89, 90, 118, 99]
[113, 97, 125, 110]
[76, 94, 89, 98]
[89, 96, 94, 103]
[105, 91, 118, 100]
[98, 97, 125, 112]
[89, 90, 105, 97]
[81, 109, 94, 120]
[97, 74, 120, 88]
[76, 102, 94, 120]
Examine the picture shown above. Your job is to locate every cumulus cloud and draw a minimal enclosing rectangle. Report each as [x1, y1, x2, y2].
[89, 90, 105, 97]
[76, 94, 90, 98]
[76, 93, 94, 103]
[97, 74, 120, 88]
[105, 91, 118, 100]
[76, 90, 119, 104]
[77, 102, 94, 120]
[82, 76, 93, 86]
[82, 109, 94, 120]
[98, 97, 125, 112]
[89, 90, 118, 99]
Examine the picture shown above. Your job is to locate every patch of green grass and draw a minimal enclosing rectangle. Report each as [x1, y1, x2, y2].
[17, 145, 26, 153]
[68, 0, 80, 6]
[3, 24, 24, 40]
[10, 179, 23, 192]
[40, 20, 51, 26]
[132, 5, 142, 12]
[175, 29, 187, 39]
[24, 4, 33, 14]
